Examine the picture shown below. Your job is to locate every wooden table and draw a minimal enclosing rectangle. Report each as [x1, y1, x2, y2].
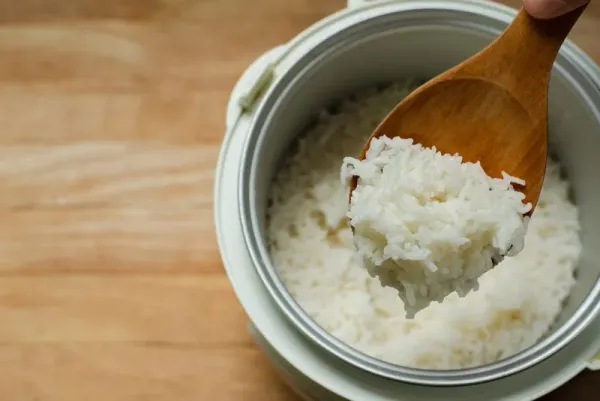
[0, 0, 597, 400]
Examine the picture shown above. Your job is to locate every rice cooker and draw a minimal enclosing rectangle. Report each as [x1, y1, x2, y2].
[214, 0, 600, 399]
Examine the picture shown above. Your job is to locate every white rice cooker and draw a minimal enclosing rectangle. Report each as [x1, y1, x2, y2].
[214, 0, 600, 399]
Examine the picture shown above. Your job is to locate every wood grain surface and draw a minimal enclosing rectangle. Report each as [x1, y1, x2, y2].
[0, 0, 598, 400]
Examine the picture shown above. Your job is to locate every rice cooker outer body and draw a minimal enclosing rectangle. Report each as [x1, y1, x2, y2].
[215, 1, 600, 400]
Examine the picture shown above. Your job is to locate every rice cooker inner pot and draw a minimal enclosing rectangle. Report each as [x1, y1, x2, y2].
[239, 4, 600, 386]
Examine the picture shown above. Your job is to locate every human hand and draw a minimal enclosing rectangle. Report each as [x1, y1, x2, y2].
[523, 0, 590, 19]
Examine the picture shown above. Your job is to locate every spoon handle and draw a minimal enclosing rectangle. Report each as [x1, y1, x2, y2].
[499, 5, 587, 74]
[453, 4, 587, 115]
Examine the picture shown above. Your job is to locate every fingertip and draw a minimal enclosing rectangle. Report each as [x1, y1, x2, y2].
[523, 0, 564, 19]
[523, 0, 589, 19]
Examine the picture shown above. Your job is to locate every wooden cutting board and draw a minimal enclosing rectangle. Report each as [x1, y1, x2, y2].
[0, 0, 597, 400]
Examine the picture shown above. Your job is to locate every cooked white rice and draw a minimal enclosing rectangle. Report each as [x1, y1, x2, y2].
[342, 136, 531, 318]
[267, 82, 581, 369]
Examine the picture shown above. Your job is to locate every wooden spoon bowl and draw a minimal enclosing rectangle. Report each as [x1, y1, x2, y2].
[349, 5, 587, 211]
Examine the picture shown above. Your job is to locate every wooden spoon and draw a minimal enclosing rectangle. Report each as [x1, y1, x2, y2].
[349, 5, 587, 211]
